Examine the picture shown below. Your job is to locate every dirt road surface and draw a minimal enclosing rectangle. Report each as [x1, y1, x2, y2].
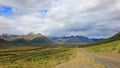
[54, 48, 120, 68]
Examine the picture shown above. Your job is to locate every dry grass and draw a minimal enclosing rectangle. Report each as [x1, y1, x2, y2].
[0, 45, 76, 68]
[0, 46, 43, 52]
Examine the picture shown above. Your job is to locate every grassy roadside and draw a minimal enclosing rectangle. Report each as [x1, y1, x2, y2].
[0, 45, 77, 68]
[85, 40, 120, 54]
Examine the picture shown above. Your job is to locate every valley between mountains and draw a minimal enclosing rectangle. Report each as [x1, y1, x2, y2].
[0, 32, 120, 68]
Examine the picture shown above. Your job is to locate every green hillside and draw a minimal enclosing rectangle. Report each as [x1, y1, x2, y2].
[86, 40, 120, 54]
[94, 32, 120, 45]
[86, 32, 120, 54]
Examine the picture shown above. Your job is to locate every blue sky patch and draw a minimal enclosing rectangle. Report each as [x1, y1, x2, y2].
[39, 9, 48, 18]
[39, 9, 48, 13]
[0, 6, 13, 16]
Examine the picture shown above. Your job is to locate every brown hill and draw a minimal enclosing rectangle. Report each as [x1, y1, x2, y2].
[0, 38, 7, 43]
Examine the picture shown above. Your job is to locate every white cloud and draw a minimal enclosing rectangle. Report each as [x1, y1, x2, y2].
[0, 0, 120, 38]
[0, 16, 21, 34]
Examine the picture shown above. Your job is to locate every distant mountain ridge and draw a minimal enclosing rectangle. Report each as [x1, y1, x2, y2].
[0, 33, 53, 44]
[50, 36, 103, 44]
[0, 33, 105, 44]
[0, 33, 42, 41]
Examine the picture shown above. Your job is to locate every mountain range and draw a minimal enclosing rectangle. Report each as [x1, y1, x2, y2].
[50, 36, 103, 44]
[0, 33, 53, 44]
[0, 32, 119, 44]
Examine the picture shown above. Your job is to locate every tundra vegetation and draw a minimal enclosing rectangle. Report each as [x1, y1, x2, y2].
[0, 45, 77, 68]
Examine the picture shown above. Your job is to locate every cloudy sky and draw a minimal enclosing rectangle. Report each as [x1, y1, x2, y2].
[0, 0, 120, 38]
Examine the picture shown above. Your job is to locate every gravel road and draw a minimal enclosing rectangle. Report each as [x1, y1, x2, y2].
[54, 48, 120, 68]
[83, 49, 120, 68]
